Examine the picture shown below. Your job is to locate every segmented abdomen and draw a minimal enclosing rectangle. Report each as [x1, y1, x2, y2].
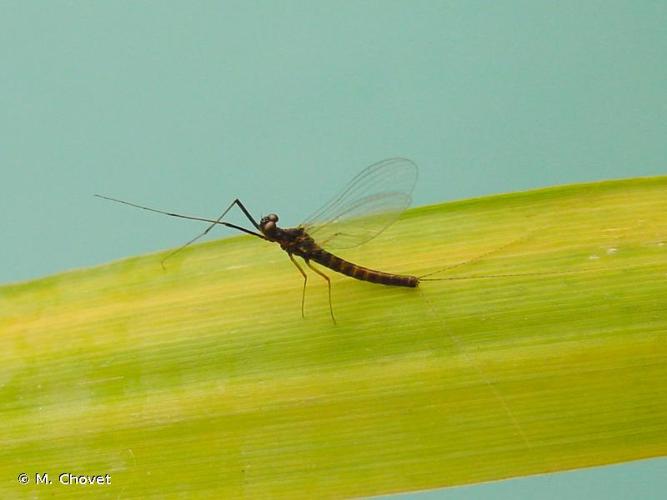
[311, 249, 418, 287]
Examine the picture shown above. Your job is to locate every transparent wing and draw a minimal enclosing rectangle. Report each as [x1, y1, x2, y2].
[301, 158, 418, 250]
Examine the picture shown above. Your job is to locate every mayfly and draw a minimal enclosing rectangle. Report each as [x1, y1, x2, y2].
[96, 158, 423, 322]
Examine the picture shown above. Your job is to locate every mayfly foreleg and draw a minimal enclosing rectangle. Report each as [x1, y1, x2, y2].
[161, 198, 263, 267]
[94, 195, 264, 239]
[305, 260, 336, 324]
[228, 198, 262, 230]
[288, 253, 308, 319]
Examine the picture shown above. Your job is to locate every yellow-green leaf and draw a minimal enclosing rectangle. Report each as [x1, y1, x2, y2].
[2, 176, 666, 498]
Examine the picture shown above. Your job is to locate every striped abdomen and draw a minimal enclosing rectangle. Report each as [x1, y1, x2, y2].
[311, 249, 419, 287]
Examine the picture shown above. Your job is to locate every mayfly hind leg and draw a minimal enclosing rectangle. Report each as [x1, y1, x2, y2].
[288, 253, 308, 319]
[305, 260, 336, 324]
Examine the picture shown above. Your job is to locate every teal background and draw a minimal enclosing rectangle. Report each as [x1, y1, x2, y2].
[1, 1, 665, 498]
